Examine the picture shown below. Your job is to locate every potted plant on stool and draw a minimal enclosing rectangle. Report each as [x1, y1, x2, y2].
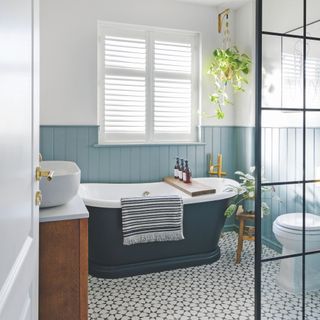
[224, 167, 280, 263]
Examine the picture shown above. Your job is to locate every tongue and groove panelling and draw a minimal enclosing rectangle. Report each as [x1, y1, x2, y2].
[40, 125, 209, 183]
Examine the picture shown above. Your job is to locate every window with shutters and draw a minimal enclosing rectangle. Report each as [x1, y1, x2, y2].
[98, 22, 200, 144]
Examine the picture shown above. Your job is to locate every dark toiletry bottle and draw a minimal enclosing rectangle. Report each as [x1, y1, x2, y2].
[174, 157, 180, 179]
[179, 159, 184, 181]
[183, 160, 192, 183]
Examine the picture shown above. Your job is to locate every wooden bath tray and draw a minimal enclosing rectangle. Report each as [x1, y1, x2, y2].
[164, 176, 216, 197]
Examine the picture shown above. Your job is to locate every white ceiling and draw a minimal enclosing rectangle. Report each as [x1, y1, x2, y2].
[175, 0, 250, 9]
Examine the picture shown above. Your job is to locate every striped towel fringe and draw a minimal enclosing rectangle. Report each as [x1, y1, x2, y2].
[121, 195, 184, 246]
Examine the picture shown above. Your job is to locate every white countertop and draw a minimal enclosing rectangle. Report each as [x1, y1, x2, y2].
[40, 195, 89, 223]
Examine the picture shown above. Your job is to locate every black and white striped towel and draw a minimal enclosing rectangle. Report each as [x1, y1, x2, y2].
[121, 195, 184, 246]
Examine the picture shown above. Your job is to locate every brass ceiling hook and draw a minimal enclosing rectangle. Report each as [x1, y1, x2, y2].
[218, 8, 230, 33]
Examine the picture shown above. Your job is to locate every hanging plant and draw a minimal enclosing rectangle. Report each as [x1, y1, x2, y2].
[207, 46, 252, 119]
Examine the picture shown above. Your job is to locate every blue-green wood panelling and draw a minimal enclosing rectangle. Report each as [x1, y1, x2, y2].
[40, 126, 210, 184]
[40, 125, 247, 184]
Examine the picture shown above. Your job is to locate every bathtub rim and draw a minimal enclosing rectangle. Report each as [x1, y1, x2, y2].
[79, 177, 239, 208]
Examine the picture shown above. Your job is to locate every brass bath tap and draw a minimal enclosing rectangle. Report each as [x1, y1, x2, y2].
[209, 153, 226, 178]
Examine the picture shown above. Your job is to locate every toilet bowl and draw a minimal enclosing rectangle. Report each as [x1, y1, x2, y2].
[272, 213, 320, 293]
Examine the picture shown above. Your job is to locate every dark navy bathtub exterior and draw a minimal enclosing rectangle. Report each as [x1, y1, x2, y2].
[87, 198, 230, 278]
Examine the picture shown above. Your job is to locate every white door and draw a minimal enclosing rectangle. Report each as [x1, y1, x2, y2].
[0, 0, 39, 319]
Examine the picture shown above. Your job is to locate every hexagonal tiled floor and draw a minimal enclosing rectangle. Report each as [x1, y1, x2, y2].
[88, 232, 320, 320]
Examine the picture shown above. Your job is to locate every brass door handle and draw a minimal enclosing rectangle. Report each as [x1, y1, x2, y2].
[35, 191, 42, 206]
[35, 167, 54, 181]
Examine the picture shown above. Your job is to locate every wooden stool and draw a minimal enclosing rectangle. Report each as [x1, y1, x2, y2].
[235, 210, 255, 264]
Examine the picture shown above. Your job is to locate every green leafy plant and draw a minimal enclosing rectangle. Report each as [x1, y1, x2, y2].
[207, 46, 251, 119]
[224, 167, 280, 218]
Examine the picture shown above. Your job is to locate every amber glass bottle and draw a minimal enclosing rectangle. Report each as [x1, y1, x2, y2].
[179, 159, 184, 181]
[183, 160, 192, 183]
[174, 157, 180, 179]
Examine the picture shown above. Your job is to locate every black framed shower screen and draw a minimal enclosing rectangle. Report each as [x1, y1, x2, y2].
[255, 0, 320, 319]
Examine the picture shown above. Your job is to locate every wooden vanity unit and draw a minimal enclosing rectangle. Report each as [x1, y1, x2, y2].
[39, 196, 89, 320]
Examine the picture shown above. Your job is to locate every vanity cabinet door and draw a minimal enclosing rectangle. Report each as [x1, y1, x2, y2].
[39, 218, 88, 320]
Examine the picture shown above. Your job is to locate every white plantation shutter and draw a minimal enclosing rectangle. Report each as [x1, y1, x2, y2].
[153, 38, 194, 139]
[98, 22, 199, 143]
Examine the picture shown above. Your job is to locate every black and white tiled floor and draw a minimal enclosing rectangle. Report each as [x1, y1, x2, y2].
[261, 260, 320, 320]
[88, 232, 320, 320]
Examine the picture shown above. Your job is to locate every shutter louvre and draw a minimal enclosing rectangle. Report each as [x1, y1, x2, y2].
[155, 40, 192, 74]
[104, 75, 146, 134]
[154, 78, 192, 134]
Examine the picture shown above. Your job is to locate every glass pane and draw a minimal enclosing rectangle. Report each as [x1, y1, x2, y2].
[262, 111, 303, 183]
[262, 35, 304, 109]
[262, 258, 303, 319]
[263, 0, 303, 36]
[305, 252, 320, 319]
[262, 184, 303, 260]
[306, 41, 320, 109]
[305, 182, 320, 253]
[307, 0, 320, 38]
[306, 112, 320, 180]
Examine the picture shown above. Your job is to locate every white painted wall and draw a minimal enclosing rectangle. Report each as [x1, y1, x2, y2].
[40, 0, 237, 126]
[213, 2, 255, 127]
[233, 0, 255, 127]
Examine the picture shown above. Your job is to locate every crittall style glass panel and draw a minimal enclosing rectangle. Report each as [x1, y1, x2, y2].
[306, 112, 320, 181]
[307, 0, 320, 38]
[262, 36, 304, 109]
[305, 41, 320, 109]
[261, 259, 303, 318]
[305, 252, 320, 318]
[257, 1, 320, 319]
[262, 0, 303, 36]
[261, 184, 304, 260]
[261, 110, 303, 183]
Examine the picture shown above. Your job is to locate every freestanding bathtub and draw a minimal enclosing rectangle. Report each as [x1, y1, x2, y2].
[79, 177, 239, 278]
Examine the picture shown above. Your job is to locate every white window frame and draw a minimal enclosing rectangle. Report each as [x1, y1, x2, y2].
[97, 21, 200, 144]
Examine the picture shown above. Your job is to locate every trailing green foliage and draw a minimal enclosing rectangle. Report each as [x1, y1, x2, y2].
[224, 167, 281, 218]
[207, 46, 251, 119]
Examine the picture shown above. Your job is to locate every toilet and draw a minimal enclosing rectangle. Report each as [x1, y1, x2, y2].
[273, 213, 320, 293]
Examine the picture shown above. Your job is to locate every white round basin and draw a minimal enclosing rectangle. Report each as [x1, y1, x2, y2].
[40, 161, 81, 208]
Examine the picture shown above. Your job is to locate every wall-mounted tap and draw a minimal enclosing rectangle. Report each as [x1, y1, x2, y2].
[36, 166, 54, 181]
[209, 153, 226, 178]
[36, 153, 54, 181]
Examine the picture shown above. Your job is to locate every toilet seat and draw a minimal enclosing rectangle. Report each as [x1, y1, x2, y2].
[274, 213, 320, 232]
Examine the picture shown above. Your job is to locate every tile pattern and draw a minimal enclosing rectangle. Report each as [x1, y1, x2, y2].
[89, 232, 320, 320]
[261, 260, 320, 320]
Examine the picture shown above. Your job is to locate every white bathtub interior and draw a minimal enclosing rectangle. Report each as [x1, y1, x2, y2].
[79, 177, 240, 208]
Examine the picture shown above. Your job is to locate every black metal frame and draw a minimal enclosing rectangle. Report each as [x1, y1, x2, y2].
[255, 1, 320, 319]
